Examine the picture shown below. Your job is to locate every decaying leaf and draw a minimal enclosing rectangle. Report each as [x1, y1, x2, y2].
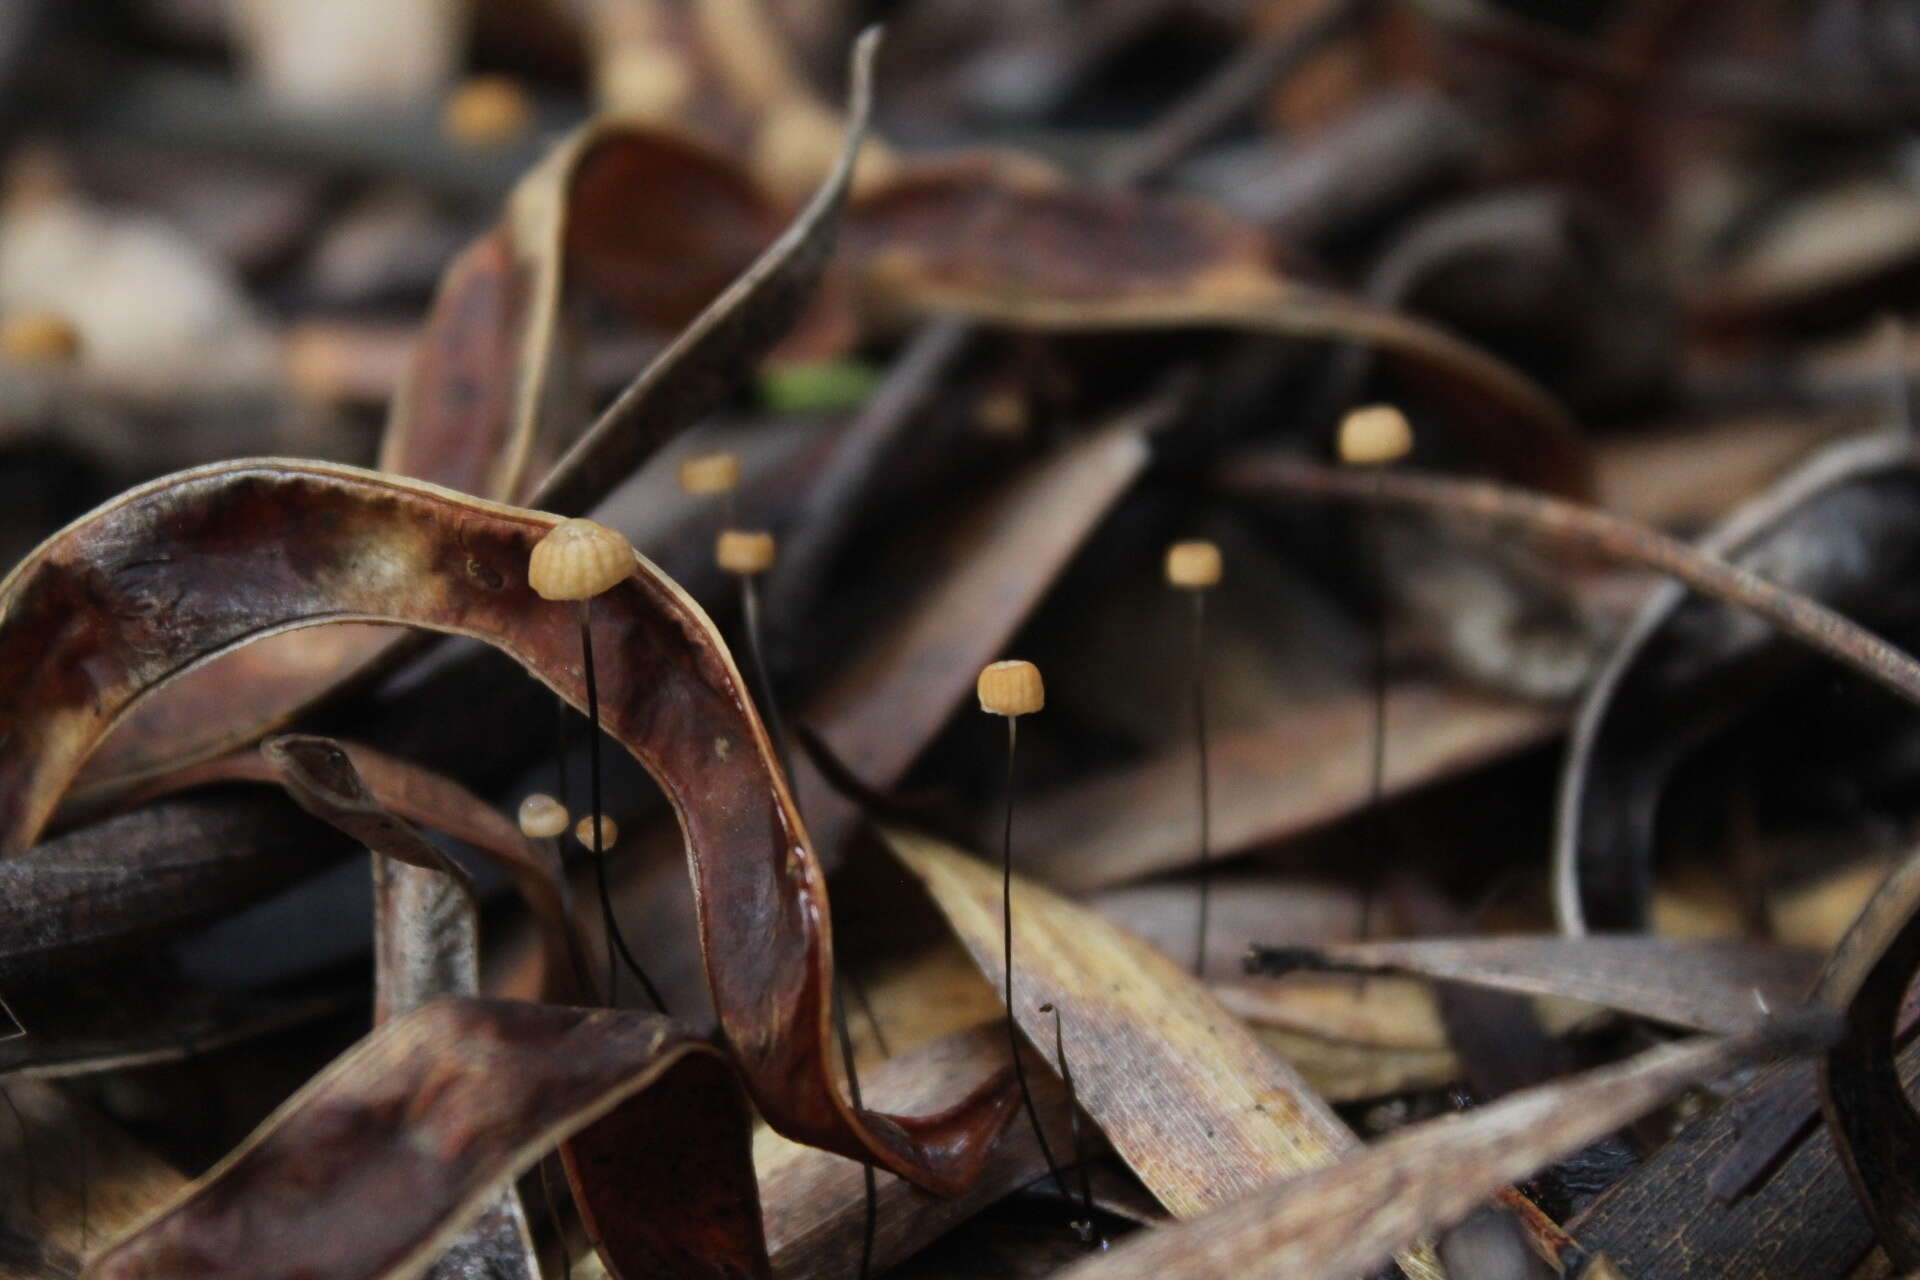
[758, 1024, 1069, 1280]
[0, 460, 1013, 1193]
[84, 999, 764, 1280]
[1055, 1011, 1835, 1280]
[1818, 830, 1920, 1265]
[126, 735, 588, 1002]
[1024, 681, 1556, 891]
[1248, 935, 1821, 1034]
[799, 408, 1156, 853]
[264, 733, 537, 1280]
[67, 31, 879, 807]
[881, 826, 1443, 1280]
[1553, 430, 1920, 932]
[0, 1078, 186, 1278]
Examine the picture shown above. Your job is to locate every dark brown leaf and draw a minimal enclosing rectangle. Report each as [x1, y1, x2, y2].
[84, 998, 764, 1280]
[0, 460, 1013, 1194]
[1057, 1011, 1835, 1280]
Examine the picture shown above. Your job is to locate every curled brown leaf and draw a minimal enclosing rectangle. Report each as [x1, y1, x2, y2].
[0, 460, 1013, 1194]
[84, 998, 764, 1280]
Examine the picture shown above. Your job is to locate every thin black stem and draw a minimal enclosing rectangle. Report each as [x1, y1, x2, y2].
[740, 574, 794, 783]
[833, 977, 879, 1280]
[746, 566, 881, 1274]
[1046, 1005, 1099, 1241]
[579, 602, 668, 1014]
[1191, 590, 1212, 977]
[1003, 718, 1071, 1200]
[1357, 478, 1388, 947]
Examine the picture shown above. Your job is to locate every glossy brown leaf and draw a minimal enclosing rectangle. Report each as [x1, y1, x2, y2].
[0, 460, 1012, 1194]
[881, 826, 1444, 1280]
[84, 998, 764, 1280]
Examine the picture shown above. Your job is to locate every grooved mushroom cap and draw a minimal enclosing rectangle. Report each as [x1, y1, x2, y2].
[678, 452, 741, 496]
[528, 518, 633, 600]
[517, 794, 569, 840]
[978, 660, 1044, 717]
[576, 813, 620, 849]
[1337, 404, 1413, 466]
[716, 529, 776, 576]
[1165, 540, 1222, 589]
[0, 312, 80, 365]
[443, 76, 533, 147]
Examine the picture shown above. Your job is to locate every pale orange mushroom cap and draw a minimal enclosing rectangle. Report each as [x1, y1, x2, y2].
[0, 312, 81, 365]
[678, 452, 741, 496]
[716, 528, 776, 576]
[978, 660, 1044, 717]
[517, 794, 569, 840]
[1165, 540, 1222, 589]
[443, 76, 533, 148]
[1337, 404, 1413, 466]
[576, 813, 620, 849]
[528, 518, 633, 601]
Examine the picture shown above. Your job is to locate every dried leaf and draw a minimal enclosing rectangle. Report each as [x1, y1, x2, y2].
[0, 460, 1012, 1193]
[0, 794, 345, 982]
[1554, 430, 1920, 931]
[264, 734, 536, 1280]
[0, 1079, 185, 1277]
[68, 33, 878, 806]
[798, 406, 1157, 850]
[881, 826, 1443, 1280]
[1819, 836, 1920, 1265]
[125, 736, 588, 1001]
[1249, 935, 1822, 1034]
[1025, 682, 1556, 891]
[758, 1024, 1067, 1280]
[843, 155, 1590, 497]
[85, 998, 765, 1280]
[1571, 1041, 1919, 1278]
[1057, 1012, 1835, 1280]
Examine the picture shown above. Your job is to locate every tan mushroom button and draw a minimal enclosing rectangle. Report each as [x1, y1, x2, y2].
[528, 518, 633, 601]
[978, 660, 1044, 717]
[1165, 540, 1222, 589]
[517, 794, 569, 840]
[1337, 404, 1413, 466]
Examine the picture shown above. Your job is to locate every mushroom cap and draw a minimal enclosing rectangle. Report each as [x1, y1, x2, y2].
[0, 312, 81, 365]
[978, 659, 1044, 717]
[1337, 404, 1413, 466]
[517, 794, 569, 840]
[443, 76, 533, 147]
[716, 528, 777, 576]
[528, 518, 633, 601]
[678, 452, 741, 496]
[1165, 540, 1222, 589]
[575, 813, 620, 849]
